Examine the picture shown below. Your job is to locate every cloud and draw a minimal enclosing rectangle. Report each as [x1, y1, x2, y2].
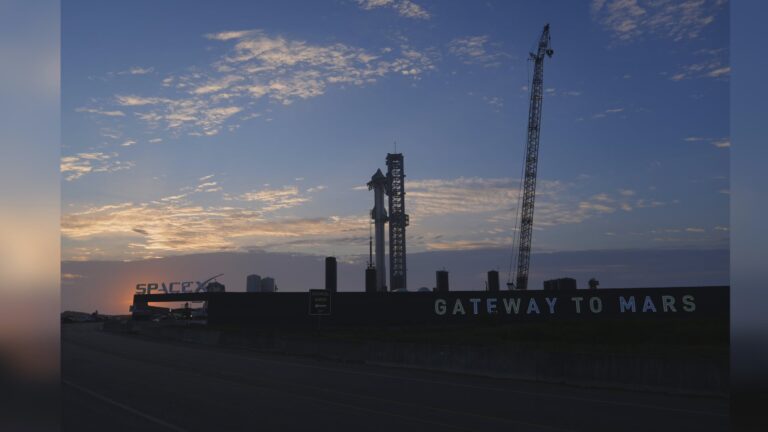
[120, 140, 136, 147]
[75, 107, 126, 117]
[195, 181, 222, 193]
[115, 95, 168, 106]
[683, 136, 730, 148]
[406, 177, 640, 227]
[482, 96, 503, 110]
[61, 200, 368, 259]
[707, 66, 730, 78]
[355, 0, 430, 20]
[98, 30, 436, 136]
[191, 74, 244, 95]
[226, 185, 311, 212]
[306, 185, 327, 193]
[425, 238, 513, 251]
[685, 227, 705, 233]
[205, 30, 259, 41]
[619, 189, 635, 196]
[591, 0, 725, 42]
[592, 107, 625, 119]
[118, 66, 154, 75]
[670, 48, 729, 81]
[60, 152, 135, 181]
[149, 138, 163, 143]
[447, 36, 507, 67]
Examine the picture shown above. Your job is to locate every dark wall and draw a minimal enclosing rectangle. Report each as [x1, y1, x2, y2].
[197, 286, 729, 328]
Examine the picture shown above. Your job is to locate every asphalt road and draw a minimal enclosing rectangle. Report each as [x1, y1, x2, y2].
[62, 323, 729, 431]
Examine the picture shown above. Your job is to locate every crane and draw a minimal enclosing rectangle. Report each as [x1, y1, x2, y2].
[513, 24, 553, 290]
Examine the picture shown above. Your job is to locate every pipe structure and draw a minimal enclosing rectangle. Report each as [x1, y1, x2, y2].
[367, 169, 388, 291]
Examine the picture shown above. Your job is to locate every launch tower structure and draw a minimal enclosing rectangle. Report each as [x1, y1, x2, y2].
[386, 153, 409, 291]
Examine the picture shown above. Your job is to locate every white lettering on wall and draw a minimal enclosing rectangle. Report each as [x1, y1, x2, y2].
[571, 297, 584, 314]
[545, 297, 557, 314]
[503, 298, 521, 314]
[526, 298, 540, 314]
[452, 299, 466, 315]
[619, 296, 636, 313]
[682, 295, 696, 312]
[469, 298, 481, 315]
[435, 299, 446, 315]
[589, 297, 603, 313]
[661, 295, 677, 312]
[642, 296, 657, 313]
[486, 298, 497, 314]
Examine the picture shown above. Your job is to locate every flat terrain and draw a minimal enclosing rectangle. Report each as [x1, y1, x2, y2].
[63, 323, 728, 431]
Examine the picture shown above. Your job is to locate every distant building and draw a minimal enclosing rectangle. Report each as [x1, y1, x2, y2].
[543, 278, 577, 291]
[325, 257, 337, 293]
[246, 274, 262, 293]
[487, 270, 500, 292]
[436, 270, 449, 293]
[260, 277, 276, 293]
[588, 278, 600, 289]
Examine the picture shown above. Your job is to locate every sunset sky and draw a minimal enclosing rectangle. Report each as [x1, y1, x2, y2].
[62, 0, 729, 266]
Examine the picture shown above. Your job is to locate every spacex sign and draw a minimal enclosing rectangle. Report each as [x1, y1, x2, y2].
[135, 281, 208, 295]
[135, 274, 223, 295]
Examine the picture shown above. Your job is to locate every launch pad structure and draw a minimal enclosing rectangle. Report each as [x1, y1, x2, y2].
[368, 153, 410, 292]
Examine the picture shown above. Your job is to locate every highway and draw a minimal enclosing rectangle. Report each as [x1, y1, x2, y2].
[63, 323, 729, 431]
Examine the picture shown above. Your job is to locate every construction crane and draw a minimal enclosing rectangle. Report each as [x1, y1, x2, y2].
[513, 24, 553, 290]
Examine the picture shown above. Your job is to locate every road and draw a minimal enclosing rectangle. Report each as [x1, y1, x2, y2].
[63, 323, 729, 431]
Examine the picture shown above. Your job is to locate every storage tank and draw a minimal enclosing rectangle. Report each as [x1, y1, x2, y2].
[436, 270, 449, 293]
[365, 267, 377, 293]
[260, 277, 276, 293]
[325, 257, 337, 293]
[487, 270, 500, 292]
[246, 274, 261, 293]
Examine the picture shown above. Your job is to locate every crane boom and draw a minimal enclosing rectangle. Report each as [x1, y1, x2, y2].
[514, 24, 553, 290]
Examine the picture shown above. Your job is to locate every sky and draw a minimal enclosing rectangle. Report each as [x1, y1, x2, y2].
[61, 0, 730, 297]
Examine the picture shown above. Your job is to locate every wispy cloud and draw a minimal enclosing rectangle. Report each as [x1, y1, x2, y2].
[62, 200, 368, 259]
[355, 0, 430, 20]
[591, 0, 725, 42]
[670, 48, 729, 81]
[75, 107, 126, 117]
[225, 185, 311, 212]
[683, 135, 730, 148]
[447, 36, 507, 67]
[406, 177, 656, 228]
[100, 29, 436, 136]
[592, 107, 625, 119]
[60, 152, 135, 181]
[118, 66, 154, 75]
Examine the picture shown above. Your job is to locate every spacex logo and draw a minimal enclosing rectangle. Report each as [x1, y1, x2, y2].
[135, 274, 223, 295]
[134, 281, 206, 295]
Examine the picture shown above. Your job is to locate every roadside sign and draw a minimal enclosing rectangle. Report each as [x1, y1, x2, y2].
[309, 289, 331, 316]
